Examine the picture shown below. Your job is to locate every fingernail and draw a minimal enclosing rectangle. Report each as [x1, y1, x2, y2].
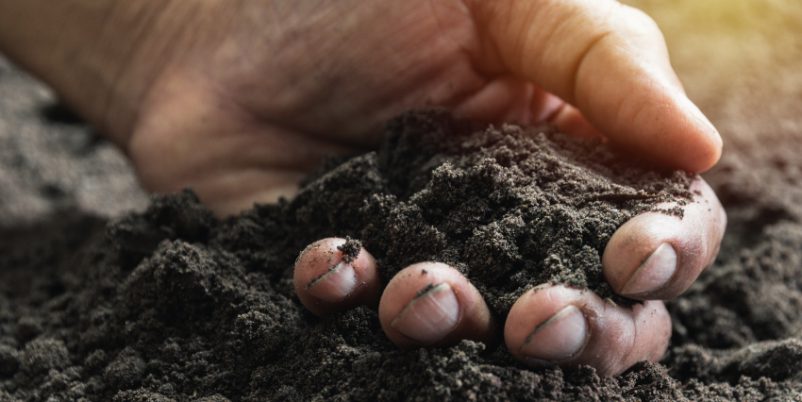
[621, 243, 677, 298]
[391, 283, 459, 345]
[520, 305, 588, 361]
[306, 261, 358, 302]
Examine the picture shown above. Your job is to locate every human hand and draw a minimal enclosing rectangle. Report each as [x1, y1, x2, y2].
[118, 0, 721, 215]
[0, 0, 726, 376]
[275, 0, 723, 376]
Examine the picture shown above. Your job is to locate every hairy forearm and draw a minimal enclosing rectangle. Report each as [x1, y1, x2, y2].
[0, 0, 190, 145]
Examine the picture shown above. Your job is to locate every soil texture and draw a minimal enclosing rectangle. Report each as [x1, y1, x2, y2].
[3, 0, 802, 400]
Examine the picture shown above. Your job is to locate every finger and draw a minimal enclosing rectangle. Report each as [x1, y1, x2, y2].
[453, 76, 536, 124]
[378, 262, 495, 347]
[469, 0, 722, 172]
[603, 178, 727, 300]
[505, 284, 671, 376]
[293, 237, 381, 316]
[545, 101, 604, 140]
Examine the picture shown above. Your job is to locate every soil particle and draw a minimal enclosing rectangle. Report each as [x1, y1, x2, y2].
[337, 237, 362, 263]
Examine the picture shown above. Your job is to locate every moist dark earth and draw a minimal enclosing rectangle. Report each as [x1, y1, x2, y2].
[302, 111, 695, 312]
[3, 1, 802, 401]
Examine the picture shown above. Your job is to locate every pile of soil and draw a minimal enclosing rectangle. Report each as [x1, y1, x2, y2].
[1, 109, 693, 401]
[4, 0, 802, 399]
[0, 106, 798, 401]
[295, 111, 693, 312]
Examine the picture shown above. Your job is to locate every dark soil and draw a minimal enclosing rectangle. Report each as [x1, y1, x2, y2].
[294, 111, 692, 312]
[3, 108, 699, 401]
[3, 0, 802, 400]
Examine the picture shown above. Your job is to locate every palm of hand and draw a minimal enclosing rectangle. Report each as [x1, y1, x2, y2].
[120, 0, 726, 377]
[127, 0, 539, 214]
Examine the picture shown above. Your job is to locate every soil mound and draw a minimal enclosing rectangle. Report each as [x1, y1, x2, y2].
[10, 111, 801, 401]
[291, 111, 693, 312]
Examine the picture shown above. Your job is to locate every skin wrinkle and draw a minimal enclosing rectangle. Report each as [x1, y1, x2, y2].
[93, 2, 128, 136]
[569, 30, 615, 106]
[606, 86, 643, 145]
[620, 304, 642, 373]
[461, 1, 508, 76]
[379, 9, 477, 111]
[305, 10, 356, 100]
[355, 7, 441, 115]
[508, 1, 541, 78]
[425, 0, 486, 88]
[246, 5, 306, 108]
[565, 0, 622, 103]
[135, 99, 312, 190]
[605, 76, 666, 147]
[116, 3, 207, 146]
[520, 3, 569, 86]
[223, 4, 361, 147]
[441, 0, 493, 88]
[428, 62, 487, 112]
[464, 1, 519, 75]
[423, 2, 492, 109]
[263, 3, 455, 148]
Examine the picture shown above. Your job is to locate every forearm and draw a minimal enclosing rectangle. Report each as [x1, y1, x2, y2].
[0, 0, 188, 145]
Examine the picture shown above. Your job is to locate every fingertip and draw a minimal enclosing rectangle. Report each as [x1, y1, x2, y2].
[672, 95, 723, 172]
[505, 285, 589, 363]
[702, 133, 724, 172]
[293, 237, 380, 316]
[603, 178, 726, 300]
[603, 84, 723, 173]
[505, 284, 671, 376]
[379, 262, 494, 348]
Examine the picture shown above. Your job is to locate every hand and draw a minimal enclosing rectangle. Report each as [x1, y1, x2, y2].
[0, 0, 726, 376]
[295, 177, 725, 376]
[116, 0, 720, 215]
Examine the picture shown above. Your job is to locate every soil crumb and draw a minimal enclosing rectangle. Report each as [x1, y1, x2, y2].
[337, 237, 362, 264]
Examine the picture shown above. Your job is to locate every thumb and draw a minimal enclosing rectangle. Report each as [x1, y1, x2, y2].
[469, 0, 722, 172]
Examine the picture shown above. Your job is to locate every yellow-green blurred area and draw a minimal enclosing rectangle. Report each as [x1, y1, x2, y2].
[628, 0, 802, 147]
